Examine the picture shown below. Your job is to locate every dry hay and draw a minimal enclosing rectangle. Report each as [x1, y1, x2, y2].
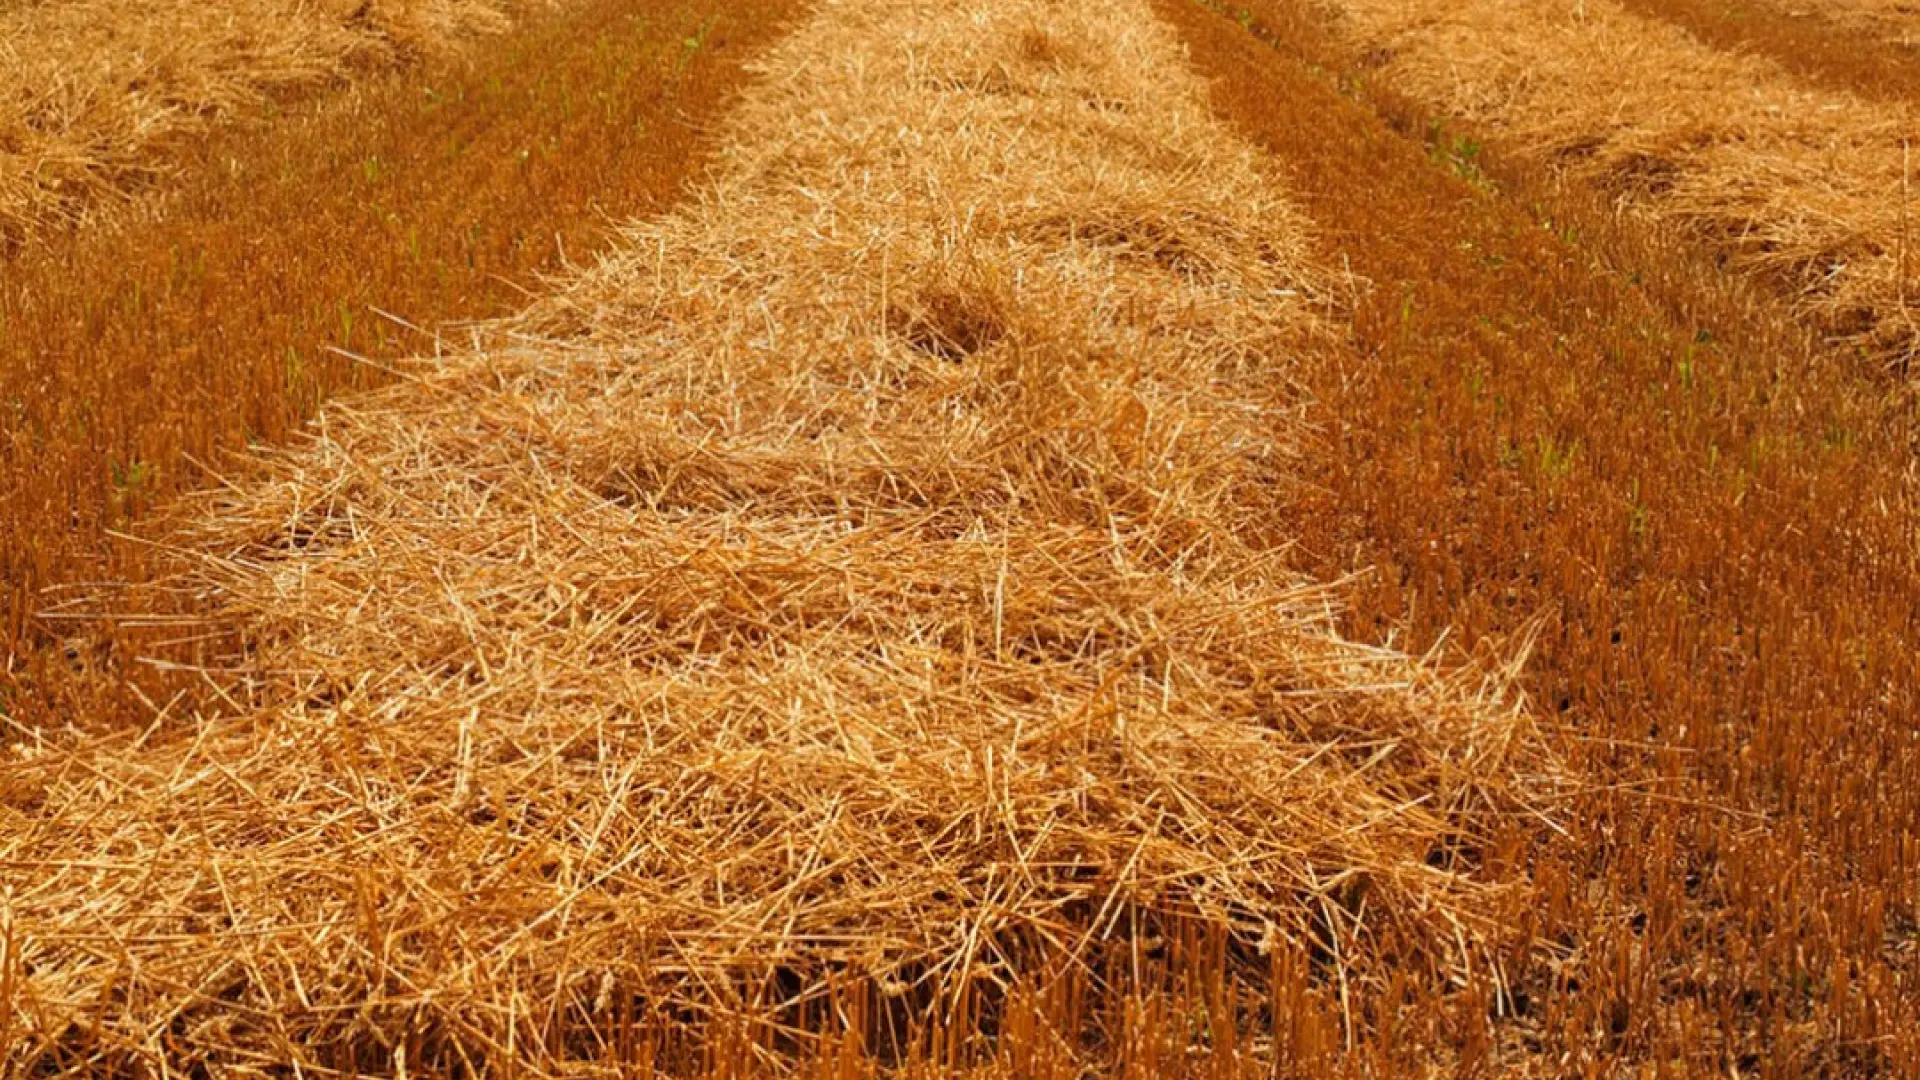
[1327, 0, 1920, 365]
[0, 0, 529, 238]
[2, 0, 1553, 1071]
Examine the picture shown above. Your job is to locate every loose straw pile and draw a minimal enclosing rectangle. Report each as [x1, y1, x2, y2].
[3, 0, 1550, 1071]
[1331, 0, 1920, 364]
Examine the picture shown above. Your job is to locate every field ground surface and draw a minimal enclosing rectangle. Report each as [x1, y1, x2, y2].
[6, 0, 1920, 1075]
[1746, 0, 1920, 48]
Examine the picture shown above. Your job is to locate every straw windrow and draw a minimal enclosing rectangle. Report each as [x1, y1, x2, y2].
[4, 0, 1552, 1070]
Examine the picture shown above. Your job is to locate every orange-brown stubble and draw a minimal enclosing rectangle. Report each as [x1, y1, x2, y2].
[1158, 0, 1920, 1072]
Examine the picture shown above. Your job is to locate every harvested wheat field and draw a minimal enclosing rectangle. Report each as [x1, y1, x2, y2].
[7, 0, 1556, 1071]
[7, 0, 1920, 1075]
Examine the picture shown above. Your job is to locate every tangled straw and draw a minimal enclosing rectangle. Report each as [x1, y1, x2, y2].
[3, 0, 1555, 1072]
